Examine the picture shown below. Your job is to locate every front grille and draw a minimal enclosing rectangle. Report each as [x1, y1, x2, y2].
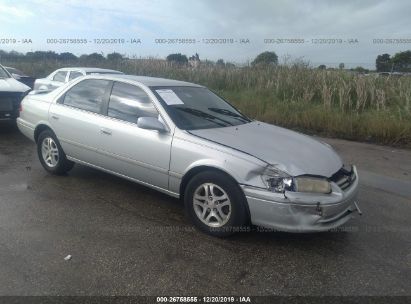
[329, 166, 356, 190]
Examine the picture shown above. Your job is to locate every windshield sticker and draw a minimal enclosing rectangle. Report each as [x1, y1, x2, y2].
[156, 89, 184, 105]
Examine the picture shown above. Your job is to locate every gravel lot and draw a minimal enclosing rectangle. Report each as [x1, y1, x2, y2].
[0, 121, 410, 296]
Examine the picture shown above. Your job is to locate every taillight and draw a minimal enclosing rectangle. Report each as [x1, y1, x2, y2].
[19, 91, 29, 114]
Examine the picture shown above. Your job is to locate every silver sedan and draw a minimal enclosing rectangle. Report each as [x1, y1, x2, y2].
[17, 74, 361, 236]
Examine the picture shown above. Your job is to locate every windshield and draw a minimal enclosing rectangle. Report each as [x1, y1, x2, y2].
[151, 86, 251, 130]
[6, 67, 24, 75]
[0, 66, 11, 78]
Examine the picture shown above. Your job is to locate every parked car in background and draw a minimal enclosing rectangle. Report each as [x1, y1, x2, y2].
[0, 64, 31, 120]
[17, 74, 361, 236]
[33, 67, 124, 91]
[4, 66, 36, 89]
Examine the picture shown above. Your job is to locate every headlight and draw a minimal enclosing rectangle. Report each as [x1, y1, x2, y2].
[261, 166, 332, 194]
[294, 177, 331, 194]
[261, 166, 293, 193]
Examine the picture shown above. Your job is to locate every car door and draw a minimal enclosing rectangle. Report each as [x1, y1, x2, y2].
[97, 81, 172, 190]
[49, 78, 112, 167]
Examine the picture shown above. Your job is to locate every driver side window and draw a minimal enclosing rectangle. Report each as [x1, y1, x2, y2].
[107, 82, 158, 123]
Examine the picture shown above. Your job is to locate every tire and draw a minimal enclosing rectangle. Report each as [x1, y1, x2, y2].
[37, 129, 74, 175]
[184, 171, 249, 237]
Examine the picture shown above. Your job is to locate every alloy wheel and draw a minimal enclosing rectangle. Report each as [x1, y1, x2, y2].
[193, 183, 232, 227]
[41, 137, 59, 167]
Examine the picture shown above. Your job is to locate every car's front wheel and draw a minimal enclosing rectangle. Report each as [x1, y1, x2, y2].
[37, 130, 74, 175]
[184, 171, 249, 237]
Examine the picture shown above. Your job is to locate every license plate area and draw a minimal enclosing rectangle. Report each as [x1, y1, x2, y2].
[0, 97, 14, 111]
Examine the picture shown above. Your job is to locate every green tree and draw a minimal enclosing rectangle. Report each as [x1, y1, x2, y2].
[251, 51, 278, 66]
[107, 52, 124, 61]
[318, 64, 326, 70]
[26, 51, 59, 60]
[166, 53, 188, 64]
[353, 66, 369, 74]
[78, 53, 105, 66]
[225, 62, 236, 68]
[339, 63, 345, 70]
[376, 53, 391, 72]
[59, 52, 77, 61]
[390, 50, 411, 72]
[216, 59, 225, 67]
[189, 53, 200, 61]
[0, 50, 23, 61]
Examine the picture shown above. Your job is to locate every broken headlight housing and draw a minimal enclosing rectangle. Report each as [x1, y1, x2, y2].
[261, 166, 332, 194]
[294, 177, 331, 194]
[261, 166, 294, 193]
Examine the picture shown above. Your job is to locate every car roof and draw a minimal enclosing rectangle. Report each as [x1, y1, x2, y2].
[56, 67, 123, 74]
[91, 74, 203, 87]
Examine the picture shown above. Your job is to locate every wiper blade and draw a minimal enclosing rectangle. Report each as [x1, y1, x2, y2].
[174, 107, 233, 127]
[208, 107, 250, 122]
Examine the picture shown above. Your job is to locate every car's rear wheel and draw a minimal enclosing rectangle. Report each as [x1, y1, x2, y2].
[184, 171, 249, 237]
[37, 130, 74, 175]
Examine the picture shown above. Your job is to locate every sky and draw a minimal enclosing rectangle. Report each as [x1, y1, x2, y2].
[0, 0, 410, 68]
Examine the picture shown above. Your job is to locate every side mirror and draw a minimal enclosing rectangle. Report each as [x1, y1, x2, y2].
[12, 73, 21, 80]
[137, 117, 167, 132]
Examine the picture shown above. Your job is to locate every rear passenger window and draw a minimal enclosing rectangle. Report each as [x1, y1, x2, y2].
[53, 71, 67, 82]
[63, 79, 111, 113]
[69, 71, 83, 81]
[108, 82, 158, 123]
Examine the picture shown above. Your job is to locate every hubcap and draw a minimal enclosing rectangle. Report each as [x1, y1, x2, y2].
[41, 137, 59, 168]
[193, 183, 231, 227]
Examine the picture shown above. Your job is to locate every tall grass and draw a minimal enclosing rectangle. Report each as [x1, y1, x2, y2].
[4, 58, 411, 148]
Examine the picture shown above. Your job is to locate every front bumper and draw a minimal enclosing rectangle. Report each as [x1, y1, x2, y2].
[242, 166, 360, 232]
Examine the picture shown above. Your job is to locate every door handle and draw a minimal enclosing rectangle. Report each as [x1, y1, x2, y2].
[100, 128, 112, 135]
[51, 115, 59, 120]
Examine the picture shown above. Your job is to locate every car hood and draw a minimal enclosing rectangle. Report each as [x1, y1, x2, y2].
[0, 77, 30, 92]
[189, 121, 342, 177]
